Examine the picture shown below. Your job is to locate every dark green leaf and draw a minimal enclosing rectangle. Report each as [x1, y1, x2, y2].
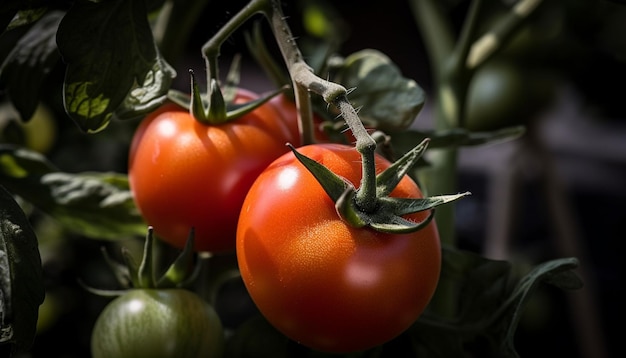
[56, 0, 175, 133]
[0, 184, 44, 353]
[408, 248, 582, 357]
[388, 126, 526, 158]
[0, 145, 146, 240]
[496, 257, 582, 356]
[113, 54, 176, 120]
[0, 11, 17, 36]
[0, 0, 48, 34]
[0, 10, 63, 121]
[330, 49, 426, 131]
[4, 8, 47, 32]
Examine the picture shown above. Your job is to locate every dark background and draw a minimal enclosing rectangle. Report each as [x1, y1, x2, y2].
[11, 0, 625, 357]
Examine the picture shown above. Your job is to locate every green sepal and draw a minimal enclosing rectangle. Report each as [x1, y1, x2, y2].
[157, 228, 196, 288]
[206, 78, 228, 123]
[190, 69, 210, 123]
[368, 209, 435, 234]
[77, 281, 129, 298]
[99, 246, 132, 289]
[137, 226, 156, 289]
[379, 192, 471, 216]
[290, 141, 471, 234]
[226, 87, 286, 119]
[335, 186, 367, 228]
[87, 226, 200, 296]
[376, 138, 429, 197]
[180, 70, 286, 125]
[288, 143, 349, 202]
[120, 246, 140, 288]
[335, 185, 437, 234]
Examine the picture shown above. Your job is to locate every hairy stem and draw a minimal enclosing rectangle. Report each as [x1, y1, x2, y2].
[263, 0, 378, 207]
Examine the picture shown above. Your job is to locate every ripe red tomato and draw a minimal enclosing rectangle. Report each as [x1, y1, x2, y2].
[236, 143, 441, 353]
[128, 89, 292, 252]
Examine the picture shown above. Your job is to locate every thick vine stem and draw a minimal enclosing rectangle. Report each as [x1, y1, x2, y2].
[334, 99, 378, 212]
[264, 0, 379, 210]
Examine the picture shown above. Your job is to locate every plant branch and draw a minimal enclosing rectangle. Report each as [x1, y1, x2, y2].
[467, 0, 544, 69]
[263, 0, 378, 208]
[200, 0, 268, 86]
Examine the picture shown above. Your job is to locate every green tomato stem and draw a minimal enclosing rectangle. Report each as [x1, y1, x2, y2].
[262, 1, 317, 146]
[334, 99, 378, 212]
[201, 0, 268, 83]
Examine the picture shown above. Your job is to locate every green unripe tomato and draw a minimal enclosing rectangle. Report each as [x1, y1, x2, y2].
[465, 60, 558, 131]
[91, 289, 223, 358]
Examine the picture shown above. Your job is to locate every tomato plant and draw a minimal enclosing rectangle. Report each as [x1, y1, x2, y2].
[91, 289, 223, 358]
[0, 0, 592, 357]
[236, 143, 441, 353]
[128, 89, 293, 252]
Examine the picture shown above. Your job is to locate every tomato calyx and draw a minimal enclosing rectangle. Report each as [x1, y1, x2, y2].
[81, 227, 198, 296]
[288, 139, 470, 234]
[165, 70, 285, 126]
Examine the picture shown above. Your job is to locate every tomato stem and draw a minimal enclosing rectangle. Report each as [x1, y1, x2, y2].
[200, 0, 267, 87]
[333, 99, 378, 212]
[263, 1, 380, 209]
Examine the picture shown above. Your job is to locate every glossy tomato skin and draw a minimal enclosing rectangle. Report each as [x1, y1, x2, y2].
[91, 289, 223, 358]
[236, 143, 441, 353]
[128, 90, 292, 252]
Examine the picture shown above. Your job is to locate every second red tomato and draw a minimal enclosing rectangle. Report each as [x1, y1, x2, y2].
[128, 89, 293, 252]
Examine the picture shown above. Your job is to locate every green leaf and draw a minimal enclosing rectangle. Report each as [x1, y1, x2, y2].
[330, 49, 426, 131]
[0, 184, 44, 353]
[112, 53, 176, 120]
[388, 126, 526, 158]
[56, 0, 175, 133]
[0, 145, 146, 240]
[408, 248, 582, 357]
[0, 10, 63, 121]
[4, 8, 47, 32]
[1, 0, 49, 34]
[496, 257, 582, 356]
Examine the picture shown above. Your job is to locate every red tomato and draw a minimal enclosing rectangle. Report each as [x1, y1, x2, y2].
[236, 143, 441, 353]
[128, 89, 292, 252]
